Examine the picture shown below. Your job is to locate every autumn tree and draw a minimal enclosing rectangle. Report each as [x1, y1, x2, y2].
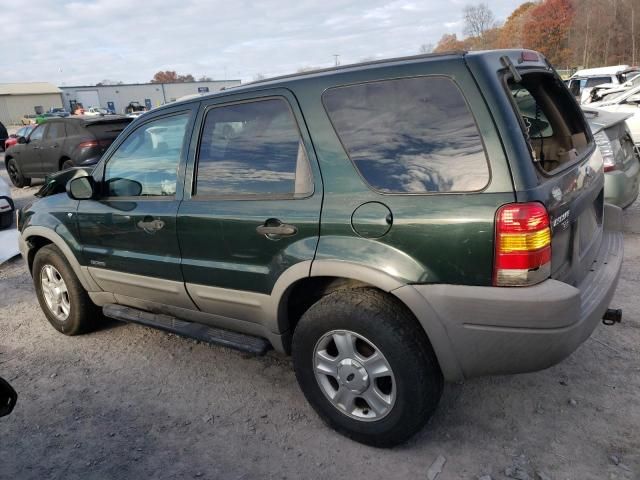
[433, 33, 466, 53]
[497, 2, 536, 49]
[522, 0, 574, 67]
[151, 71, 196, 83]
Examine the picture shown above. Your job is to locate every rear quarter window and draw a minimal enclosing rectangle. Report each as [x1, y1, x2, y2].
[322, 76, 489, 193]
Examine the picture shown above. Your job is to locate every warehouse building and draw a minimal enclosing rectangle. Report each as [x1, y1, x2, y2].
[0, 83, 63, 125]
[59, 80, 241, 114]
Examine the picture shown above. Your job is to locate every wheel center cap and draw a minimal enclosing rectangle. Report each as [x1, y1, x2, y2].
[337, 358, 369, 393]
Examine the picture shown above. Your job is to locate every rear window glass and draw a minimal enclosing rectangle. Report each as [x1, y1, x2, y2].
[86, 120, 132, 139]
[508, 73, 590, 173]
[585, 77, 611, 88]
[322, 76, 489, 193]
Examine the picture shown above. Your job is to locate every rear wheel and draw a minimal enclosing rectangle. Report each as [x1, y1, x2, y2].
[33, 245, 100, 335]
[292, 288, 443, 447]
[6, 158, 31, 188]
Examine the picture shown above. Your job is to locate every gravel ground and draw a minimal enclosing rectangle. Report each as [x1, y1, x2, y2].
[0, 153, 638, 480]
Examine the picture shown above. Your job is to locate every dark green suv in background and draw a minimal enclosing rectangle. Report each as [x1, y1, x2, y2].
[17, 50, 623, 447]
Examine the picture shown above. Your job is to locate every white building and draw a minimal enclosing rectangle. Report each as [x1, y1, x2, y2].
[59, 80, 241, 114]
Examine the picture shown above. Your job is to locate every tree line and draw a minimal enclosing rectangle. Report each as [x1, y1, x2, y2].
[432, 0, 640, 69]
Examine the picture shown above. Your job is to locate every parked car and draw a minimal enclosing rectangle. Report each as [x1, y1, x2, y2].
[20, 114, 37, 125]
[568, 65, 640, 103]
[49, 107, 70, 118]
[124, 101, 146, 114]
[17, 50, 623, 447]
[590, 84, 640, 146]
[35, 112, 57, 124]
[4, 125, 35, 151]
[0, 121, 7, 152]
[125, 110, 146, 119]
[85, 107, 109, 116]
[583, 107, 640, 207]
[4, 116, 132, 187]
[0, 176, 14, 229]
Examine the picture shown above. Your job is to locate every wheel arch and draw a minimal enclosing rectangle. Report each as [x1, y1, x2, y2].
[272, 260, 464, 382]
[22, 226, 100, 292]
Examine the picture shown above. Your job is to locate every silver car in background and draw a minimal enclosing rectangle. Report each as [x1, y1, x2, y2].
[583, 107, 640, 208]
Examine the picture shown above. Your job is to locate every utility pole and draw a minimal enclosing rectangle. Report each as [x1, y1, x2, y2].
[333, 54, 340, 67]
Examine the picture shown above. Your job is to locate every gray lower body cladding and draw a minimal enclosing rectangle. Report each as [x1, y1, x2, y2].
[397, 213, 623, 381]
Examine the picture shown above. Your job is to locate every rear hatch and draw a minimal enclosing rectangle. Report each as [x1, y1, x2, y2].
[85, 118, 132, 154]
[501, 54, 605, 286]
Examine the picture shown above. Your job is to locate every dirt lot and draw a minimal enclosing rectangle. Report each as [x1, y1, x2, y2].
[0, 154, 638, 480]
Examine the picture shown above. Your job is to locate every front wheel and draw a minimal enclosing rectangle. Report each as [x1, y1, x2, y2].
[292, 288, 443, 447]
[6, 158, 31, 188]
[33, 245, 100, 335]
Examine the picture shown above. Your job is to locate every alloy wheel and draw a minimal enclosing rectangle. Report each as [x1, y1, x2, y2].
[40, 264, 71, 321]
[313, 330, 396, 421]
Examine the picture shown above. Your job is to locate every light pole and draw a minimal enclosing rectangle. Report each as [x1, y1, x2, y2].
[333, 54, 340, 67]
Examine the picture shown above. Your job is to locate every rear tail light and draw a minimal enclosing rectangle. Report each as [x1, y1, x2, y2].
[78, 139, 111, 149]
[494, 202, 551, 287]
[593, 131, 616, 172]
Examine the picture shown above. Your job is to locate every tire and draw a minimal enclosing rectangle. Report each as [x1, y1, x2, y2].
[61, 159, 74, 170]
[33, 244, 100, 335]
[292, 288, 443, 447]
[6, 158, 31, 188]
[0, 211, 12, 230]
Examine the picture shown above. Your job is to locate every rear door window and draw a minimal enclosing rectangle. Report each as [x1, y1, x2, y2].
[195, 98, 313, 197]
[322, 76, 489, 193]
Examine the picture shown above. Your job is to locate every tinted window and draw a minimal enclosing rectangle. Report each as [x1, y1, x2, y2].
[86, 120, 132, 140]
[29, 125, 44, 141]
[196, 98, 312, 197]
[104, 113, 189, 197]
[45, 122, 66, 139]
[323, 77, 488, 193]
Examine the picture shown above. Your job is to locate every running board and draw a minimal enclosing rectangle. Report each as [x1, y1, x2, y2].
[102, 304, 271, 355]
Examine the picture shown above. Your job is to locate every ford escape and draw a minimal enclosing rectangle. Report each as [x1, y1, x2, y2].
[17, 50, 623, 447]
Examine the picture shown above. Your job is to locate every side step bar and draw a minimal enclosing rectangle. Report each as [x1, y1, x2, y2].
[103, 304, 271, 355]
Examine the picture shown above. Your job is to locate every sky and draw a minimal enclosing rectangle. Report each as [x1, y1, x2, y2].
[1, 0, 522, 86]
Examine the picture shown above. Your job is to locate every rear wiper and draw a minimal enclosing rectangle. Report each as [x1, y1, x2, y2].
[500, 55, 522, 83]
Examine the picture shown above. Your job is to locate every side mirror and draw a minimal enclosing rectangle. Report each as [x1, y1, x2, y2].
[0, 377, 17, 418]
[17, 136, 28, 144]
[67, 175, 96, 200]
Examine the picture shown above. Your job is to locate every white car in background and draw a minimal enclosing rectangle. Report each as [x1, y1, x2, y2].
[0, 176, 15, 229]
[84, 107, 109, 116]
[590, 84, 640, 145]
[567, 65, 640, 103]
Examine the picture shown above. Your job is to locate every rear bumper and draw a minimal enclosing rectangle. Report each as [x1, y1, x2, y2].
[395, 205, 624, 382]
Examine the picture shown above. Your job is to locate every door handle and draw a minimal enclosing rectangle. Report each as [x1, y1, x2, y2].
[137, 216, 165, 234]
[256, 219, 297, 239]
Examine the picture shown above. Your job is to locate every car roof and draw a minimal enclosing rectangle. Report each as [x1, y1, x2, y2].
[150, 51, 467, 112]
[572, 65, 637, 78]
[43, 115, 132, 125]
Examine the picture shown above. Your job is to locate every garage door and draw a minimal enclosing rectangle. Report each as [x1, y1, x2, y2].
[76, 90, 100, 109]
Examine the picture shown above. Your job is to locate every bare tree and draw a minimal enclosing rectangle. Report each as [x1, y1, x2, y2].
[253, 73, 266, 81]
[463, 3, 496, 39]
[419, 43, 434, 54]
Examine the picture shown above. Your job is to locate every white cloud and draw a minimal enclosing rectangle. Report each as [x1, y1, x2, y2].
[1, 0, 522, 86]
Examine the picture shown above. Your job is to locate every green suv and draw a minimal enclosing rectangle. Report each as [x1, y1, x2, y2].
[17, 50, 623, 447]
